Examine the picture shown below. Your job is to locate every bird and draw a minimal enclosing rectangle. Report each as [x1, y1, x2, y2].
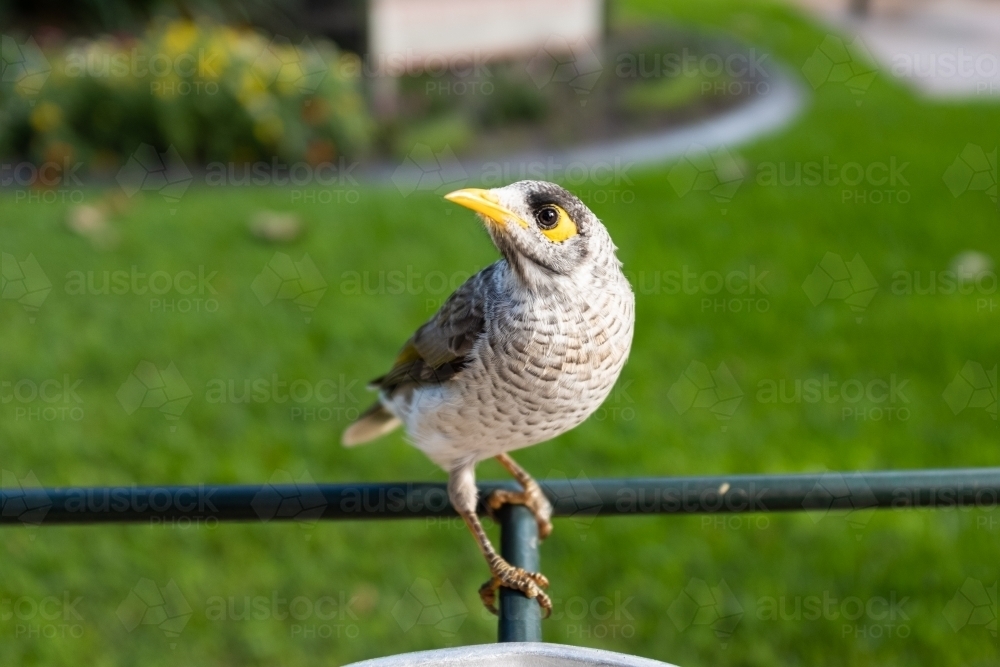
[342, 180, 634, 615]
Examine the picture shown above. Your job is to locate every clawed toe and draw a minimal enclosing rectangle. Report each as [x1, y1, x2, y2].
[486, 485, 553, 540]
[479, 565, 551, 617]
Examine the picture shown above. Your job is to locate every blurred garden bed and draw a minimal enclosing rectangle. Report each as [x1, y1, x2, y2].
[381, 25, 772, 160]
[1, 20, 769, 176]
[0, 19, 372, 178]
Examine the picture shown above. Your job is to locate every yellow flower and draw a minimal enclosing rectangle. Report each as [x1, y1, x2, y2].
[162, 20, 198, 57]
[30, 102, 62, 133]
[201, 31, 231, 80]
[237, 69, 267, 104]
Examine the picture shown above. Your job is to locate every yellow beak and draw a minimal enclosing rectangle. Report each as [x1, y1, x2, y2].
[444, 188, 529, 229]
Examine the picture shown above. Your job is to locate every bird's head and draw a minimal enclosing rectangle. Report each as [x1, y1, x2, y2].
[444, 181, 618, 287]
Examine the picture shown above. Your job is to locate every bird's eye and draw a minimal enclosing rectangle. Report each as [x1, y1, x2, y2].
[535, 206, 560, 229]
[533, 204, 577, 242]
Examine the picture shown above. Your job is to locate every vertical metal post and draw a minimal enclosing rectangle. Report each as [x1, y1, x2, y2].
[497, 504, 543, 642]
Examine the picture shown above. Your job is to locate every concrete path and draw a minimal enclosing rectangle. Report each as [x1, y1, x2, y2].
[794, 0, 1000, 99]
[375, 63, 807, 193]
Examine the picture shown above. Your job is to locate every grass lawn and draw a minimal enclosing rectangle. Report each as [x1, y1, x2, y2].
[2, 0, 999, 665]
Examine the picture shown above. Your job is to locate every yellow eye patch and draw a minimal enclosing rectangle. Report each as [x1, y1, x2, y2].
[536, 205, 578, 243]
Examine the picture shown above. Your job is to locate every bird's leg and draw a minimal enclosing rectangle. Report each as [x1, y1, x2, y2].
[486, 453, 553, 540]
[448, 462, 551, 616]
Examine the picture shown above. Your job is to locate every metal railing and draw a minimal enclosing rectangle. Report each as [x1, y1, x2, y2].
[4, 467, 1000, 641]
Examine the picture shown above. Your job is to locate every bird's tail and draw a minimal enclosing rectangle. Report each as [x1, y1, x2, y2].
[342, 402, 401, 447]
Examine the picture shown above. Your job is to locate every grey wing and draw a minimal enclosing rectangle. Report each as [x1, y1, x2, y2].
[372, 262, 499, 394]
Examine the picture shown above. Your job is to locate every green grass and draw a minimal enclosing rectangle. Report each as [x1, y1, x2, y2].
[2, 0, 999, 665]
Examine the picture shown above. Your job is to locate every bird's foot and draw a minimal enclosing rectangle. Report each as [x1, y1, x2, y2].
[478, 558, 551, 617]
[487, 480, 553, 540]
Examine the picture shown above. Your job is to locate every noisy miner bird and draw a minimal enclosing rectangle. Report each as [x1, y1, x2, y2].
[343, 180, 634, 614]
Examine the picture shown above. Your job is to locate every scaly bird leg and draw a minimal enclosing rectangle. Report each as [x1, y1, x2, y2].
[448, 463, 551, 616]
[486, 453, 553, 540]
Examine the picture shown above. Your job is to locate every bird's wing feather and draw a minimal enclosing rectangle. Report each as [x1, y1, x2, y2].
[372, 262, 498, 394]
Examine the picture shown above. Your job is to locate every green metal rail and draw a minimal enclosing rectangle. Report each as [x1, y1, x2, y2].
[3, 468, 1000, 641]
